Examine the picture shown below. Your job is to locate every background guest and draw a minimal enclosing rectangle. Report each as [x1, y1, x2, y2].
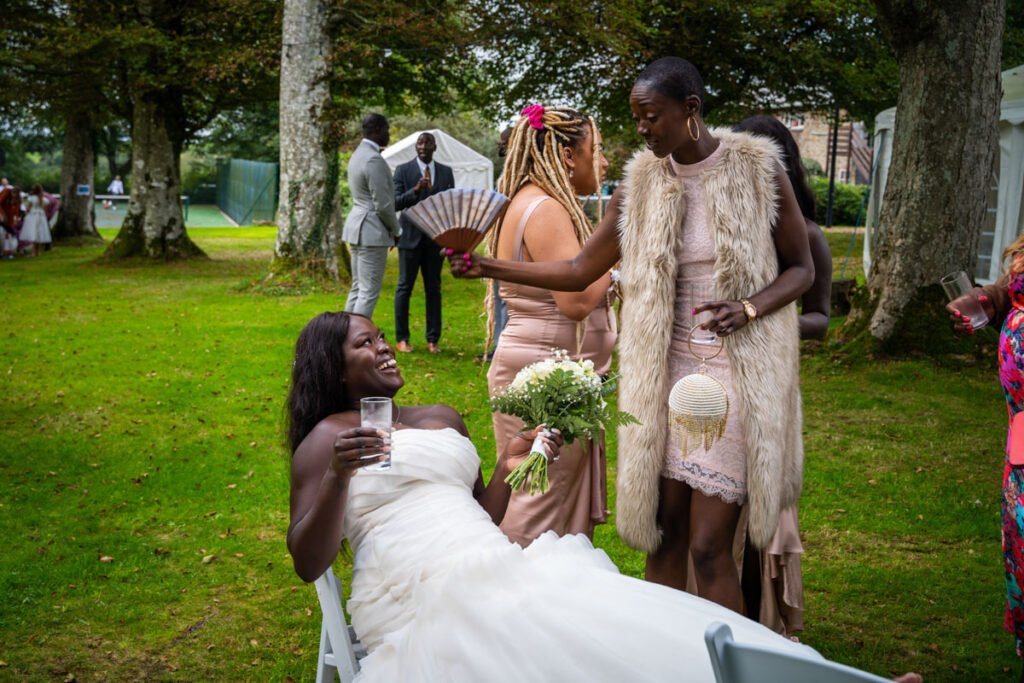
[732, 114, 832, 635]
[486, 105, 616, 547]
[19, 185, 52, 257]
[342, 113, 401, 319]
[393, 132, 455, 354]
[948, 239, 1024, 681]
[480, 126, 515, 363]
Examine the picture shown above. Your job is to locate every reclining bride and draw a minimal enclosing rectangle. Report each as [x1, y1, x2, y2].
[285, 311, 817, 681]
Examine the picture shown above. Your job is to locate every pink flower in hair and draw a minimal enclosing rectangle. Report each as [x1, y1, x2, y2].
[521, 104, 545, 130]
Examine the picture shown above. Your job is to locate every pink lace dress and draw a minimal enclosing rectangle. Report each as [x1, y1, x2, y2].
[661, 145, 747, 503]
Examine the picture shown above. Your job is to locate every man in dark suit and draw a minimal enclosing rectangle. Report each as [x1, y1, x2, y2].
[393, 132, 455, 354]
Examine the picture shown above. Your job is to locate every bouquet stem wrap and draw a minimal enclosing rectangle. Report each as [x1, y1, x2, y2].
[491, 349, 638, 496]
[504, 432, 551, 495]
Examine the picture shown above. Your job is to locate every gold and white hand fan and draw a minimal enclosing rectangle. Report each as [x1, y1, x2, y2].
[403, 188, 510, 252]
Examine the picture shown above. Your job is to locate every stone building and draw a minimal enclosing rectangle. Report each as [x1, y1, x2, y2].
[777, 112, 872, 185]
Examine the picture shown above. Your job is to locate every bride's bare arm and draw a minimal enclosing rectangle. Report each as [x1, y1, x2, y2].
[287, 418, 384, 582]
[452, 186, 625, 292]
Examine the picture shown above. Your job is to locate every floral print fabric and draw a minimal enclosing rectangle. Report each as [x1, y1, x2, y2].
[999, 270, 1024, 654]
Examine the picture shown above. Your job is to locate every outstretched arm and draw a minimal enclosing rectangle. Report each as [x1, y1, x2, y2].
[450, 186, 625, 292]
[520, 199, 613, 320]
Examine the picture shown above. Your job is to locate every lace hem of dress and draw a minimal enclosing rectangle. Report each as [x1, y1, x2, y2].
[662, 458, 746, 505]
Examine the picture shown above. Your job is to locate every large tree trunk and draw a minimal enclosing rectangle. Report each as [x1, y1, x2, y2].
[274, 0, 343, 278]
[98, 125, 132, 184]
[841, 0, 1004, 353]
[104, 90, 204, 260]
[52, 110, 100, 241]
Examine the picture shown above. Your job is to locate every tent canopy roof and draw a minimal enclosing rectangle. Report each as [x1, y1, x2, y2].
[876, 64, 1024, 129]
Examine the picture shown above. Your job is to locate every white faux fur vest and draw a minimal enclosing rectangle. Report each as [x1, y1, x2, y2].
[615, 129, 803, 552]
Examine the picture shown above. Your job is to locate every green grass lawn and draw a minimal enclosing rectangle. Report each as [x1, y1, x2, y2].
[0, 226, 1014, 681]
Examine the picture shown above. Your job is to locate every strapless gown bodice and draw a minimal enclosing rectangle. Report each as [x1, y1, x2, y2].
[342, 428, 817, 682]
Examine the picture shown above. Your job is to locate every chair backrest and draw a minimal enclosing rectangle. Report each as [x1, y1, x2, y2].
[704, 622, 892, 683]
[314, 567, 361, 683]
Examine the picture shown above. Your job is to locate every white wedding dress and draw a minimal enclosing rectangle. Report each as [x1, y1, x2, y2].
[344, 428, 818, 682]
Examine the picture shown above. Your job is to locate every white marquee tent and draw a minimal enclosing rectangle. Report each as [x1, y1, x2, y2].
[864, 64, 1024, 284]
[382, 129, 494, 192]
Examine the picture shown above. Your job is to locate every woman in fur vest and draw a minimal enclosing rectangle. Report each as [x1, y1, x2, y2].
[449, 57, 813, 614]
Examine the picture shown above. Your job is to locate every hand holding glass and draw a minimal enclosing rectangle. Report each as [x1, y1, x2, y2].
[360, 397, 392, 471]
[941, 271, 988, 330]
[689, 282, 718, 345]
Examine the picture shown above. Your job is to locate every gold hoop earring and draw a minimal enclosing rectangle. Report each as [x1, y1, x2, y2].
[687, 116, 701, 142]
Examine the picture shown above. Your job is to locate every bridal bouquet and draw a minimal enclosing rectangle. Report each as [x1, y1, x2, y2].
[491, 349, 639, 495]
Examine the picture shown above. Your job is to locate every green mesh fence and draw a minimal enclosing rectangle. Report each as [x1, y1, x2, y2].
[216, 158, 279, 225]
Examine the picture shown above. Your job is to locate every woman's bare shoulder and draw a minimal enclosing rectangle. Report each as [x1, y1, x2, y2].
[293, 413, 359, 465]
[400, 404, 468, 437]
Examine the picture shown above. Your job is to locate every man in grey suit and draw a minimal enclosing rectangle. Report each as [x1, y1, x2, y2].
[342, 113, 400, 319]
[393, 132, 455, 354]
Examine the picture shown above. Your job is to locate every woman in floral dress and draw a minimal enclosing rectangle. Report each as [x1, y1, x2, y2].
[949, 242, 1024, 677]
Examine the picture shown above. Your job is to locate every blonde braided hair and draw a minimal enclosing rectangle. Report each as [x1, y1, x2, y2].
[483, 106, 601, 357]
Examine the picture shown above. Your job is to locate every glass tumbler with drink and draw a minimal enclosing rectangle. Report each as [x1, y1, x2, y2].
[941, 270, 989, 330]
[689, 282, 718, 346]
[360, 396, 393, 471]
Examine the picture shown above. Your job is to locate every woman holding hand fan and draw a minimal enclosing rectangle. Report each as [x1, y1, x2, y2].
[481, 105, 617, 547]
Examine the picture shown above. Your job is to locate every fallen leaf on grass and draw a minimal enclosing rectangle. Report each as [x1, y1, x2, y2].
[225, 483, 237, 489]
[99, 555, 113, 563]
[202, 554, 216, 564]
[243, 469, 254, 480]
[249, 441, 257, 448]
[250, 639, 259, 647]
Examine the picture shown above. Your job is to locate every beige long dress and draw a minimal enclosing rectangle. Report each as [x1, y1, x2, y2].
[489, 196, 617, 547]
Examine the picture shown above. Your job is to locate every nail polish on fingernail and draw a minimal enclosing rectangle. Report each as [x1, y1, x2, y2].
[691, 308, 696, 315]
[980, 295, 989, 301]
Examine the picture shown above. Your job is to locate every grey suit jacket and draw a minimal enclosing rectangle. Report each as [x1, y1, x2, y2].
[394, 158, 455, 250]
[342, 140, 401, 247]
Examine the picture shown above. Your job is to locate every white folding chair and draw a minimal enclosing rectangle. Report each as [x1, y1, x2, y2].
[704, 622, 892, 683]
[314, 566, 367, 683]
